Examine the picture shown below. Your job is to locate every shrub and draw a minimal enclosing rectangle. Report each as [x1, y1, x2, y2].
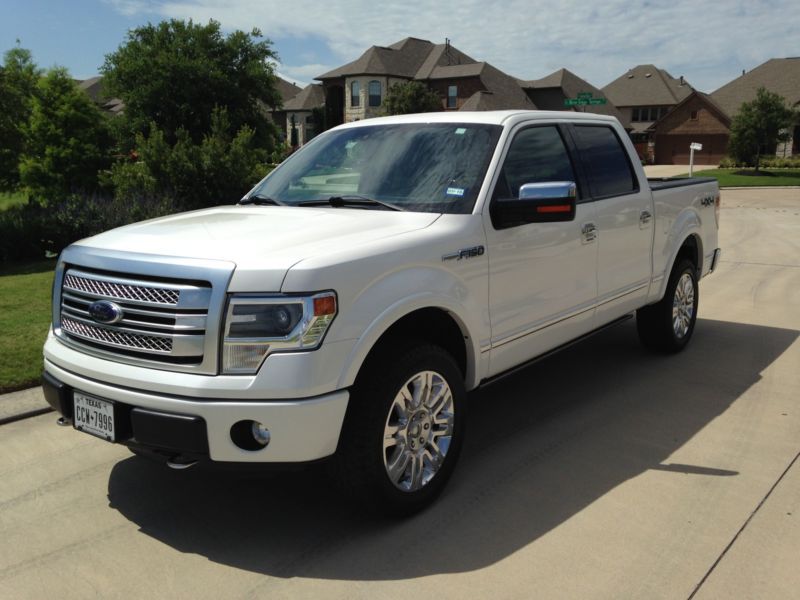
[0, 193, 178, 264]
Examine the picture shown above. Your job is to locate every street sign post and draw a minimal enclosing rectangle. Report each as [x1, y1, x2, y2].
[564, 94, 607, 108]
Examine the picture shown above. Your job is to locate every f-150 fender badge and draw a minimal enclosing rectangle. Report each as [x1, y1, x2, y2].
[442, 245, 485, 261]
[700, 194, 716, 207]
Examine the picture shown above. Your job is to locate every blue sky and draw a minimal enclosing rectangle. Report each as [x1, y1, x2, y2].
[2, 0, 798, 93]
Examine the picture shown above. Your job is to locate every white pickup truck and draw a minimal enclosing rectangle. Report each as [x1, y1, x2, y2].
[43, 110, 720, 514]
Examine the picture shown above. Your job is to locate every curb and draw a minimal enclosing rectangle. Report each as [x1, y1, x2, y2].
[0, 386, 52, 425]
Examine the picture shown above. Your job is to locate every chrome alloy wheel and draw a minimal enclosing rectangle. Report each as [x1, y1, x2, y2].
[672, 272, 695, 339]
[383, 370, 455, 492]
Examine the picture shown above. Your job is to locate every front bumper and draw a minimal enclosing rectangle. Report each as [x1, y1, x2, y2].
[44, 360, 349, 463]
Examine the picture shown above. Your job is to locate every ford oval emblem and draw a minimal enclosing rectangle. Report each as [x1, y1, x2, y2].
[88, 300, 124, 325]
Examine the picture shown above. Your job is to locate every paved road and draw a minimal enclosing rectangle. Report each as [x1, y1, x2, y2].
[2, 189, 799, 599]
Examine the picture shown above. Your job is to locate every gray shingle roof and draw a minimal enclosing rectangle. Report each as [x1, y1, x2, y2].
[283, 84, 325, 111]
[316, 37, 436, 79]
[521, 68, 624, 122]
[275, 77, 303, 105]
[459, 63, 537, 111]
[602, 64, 693, 107]
[711, 57, 800, 117]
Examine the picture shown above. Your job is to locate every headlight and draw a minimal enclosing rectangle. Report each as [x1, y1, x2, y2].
[222, 291, 337, 374]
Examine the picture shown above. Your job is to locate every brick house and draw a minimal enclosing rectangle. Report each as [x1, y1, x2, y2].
[645, 58, 800, 164]
[602, 65, 694, 161]
[648, 92, 731, 164]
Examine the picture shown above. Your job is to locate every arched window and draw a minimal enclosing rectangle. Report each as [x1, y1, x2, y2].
[368, 80, 381, 107]
[350, 81, 360, 107]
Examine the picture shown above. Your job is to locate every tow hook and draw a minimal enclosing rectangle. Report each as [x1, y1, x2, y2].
[166, 456, 199, 470]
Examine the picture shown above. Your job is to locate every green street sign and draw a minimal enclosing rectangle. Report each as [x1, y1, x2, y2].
[588, 98, 607, 105]
[564, 98, 590, 106]
[577, 92, 592, 99]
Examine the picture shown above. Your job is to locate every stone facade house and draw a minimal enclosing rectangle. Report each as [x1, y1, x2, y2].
[315, 37, 535, 126]
[283, 84, 325, 147]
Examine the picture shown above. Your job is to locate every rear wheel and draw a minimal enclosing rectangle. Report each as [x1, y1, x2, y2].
[331, 341, 466, 516]
[637, 259, 699, 353]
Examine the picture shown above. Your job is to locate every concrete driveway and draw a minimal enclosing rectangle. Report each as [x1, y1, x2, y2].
[1, 189, 798, 599]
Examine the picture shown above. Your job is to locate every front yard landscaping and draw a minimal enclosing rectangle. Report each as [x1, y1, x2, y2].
[0, 259, 56, 392]
[690, 169, 800, 188]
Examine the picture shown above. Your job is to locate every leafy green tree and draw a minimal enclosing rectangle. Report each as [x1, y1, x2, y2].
[382, 81, 442, 116]
[109, 107, 269, 209]
[101, 19, 282, 151]
[0, 44, 41, 190]
[19, 67, 112, 198]
[728, 87, 797, 170]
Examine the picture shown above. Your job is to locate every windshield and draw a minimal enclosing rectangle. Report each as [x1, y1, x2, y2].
[248, 122, 502, 214]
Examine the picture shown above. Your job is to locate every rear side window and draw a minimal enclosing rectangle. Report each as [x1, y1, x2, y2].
[494, 126, 577, 199]
[573, 125, 637, 198]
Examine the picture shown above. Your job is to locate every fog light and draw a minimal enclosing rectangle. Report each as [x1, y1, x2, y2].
[251, 421, 271, 446]
[230, 419, 271, 451]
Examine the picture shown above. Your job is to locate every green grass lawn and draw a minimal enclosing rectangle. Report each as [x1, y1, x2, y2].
[0, 191, 28, 211]
[690, 168, 800, 188]
[0, 259, 56, 392]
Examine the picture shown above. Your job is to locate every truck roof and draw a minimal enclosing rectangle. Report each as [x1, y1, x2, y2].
[334, 110, 620, 128]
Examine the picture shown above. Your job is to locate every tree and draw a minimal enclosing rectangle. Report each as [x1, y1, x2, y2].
[0, 44, 41, 190]
[101, 20, 282, 151]
[382, 81, 442, 116]
[727, 87, 797, 170]
[108, 107, 269, 209]
[19, 67, 112, 199]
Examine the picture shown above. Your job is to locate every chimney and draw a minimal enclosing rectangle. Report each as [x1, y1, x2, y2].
[679, 75, 684, 86]
[742, 69, 746, 76]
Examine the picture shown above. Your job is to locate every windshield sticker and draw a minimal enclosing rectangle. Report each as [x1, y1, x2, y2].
[454, 128, 467, 135]
[446, 187, 466, 197]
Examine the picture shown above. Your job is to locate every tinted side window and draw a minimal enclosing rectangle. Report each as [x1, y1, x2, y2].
[573, 125, 636, 197]
[494, 126, 576, 199]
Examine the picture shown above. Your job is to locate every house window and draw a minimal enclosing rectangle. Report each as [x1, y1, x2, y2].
[350, 81, 360, 107]
[368, 80, 381, 107]
[632, 108, 641, 122]
[447, 85, 457, 109]
[659, 107, 669, 119]
[690, 110, 699, 120]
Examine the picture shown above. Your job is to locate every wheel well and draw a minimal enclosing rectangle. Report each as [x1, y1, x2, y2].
[363, 308, 468, 379]
[676, 234, 701, 273]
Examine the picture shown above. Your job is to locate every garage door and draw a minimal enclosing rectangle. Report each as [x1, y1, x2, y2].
[655, 135, 728, 165]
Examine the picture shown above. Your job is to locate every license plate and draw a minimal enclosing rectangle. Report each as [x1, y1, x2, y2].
[73, 392, 115, 442]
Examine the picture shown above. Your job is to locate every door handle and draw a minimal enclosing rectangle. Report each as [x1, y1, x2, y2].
[581, 222, 597, 243]
[639, 210, 653, 228]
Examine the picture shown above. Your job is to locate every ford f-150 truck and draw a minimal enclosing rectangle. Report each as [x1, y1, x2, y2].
[43, 110, 720, 514]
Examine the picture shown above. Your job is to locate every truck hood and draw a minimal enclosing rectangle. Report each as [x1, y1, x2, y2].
[77, 206, 441, 291]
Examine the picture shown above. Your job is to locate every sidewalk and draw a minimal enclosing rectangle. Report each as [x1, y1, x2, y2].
[0, 386, 50, 425]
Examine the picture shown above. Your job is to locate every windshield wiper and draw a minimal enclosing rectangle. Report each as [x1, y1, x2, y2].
[239, 194, 287, 206]
[298, 195, 404, 211]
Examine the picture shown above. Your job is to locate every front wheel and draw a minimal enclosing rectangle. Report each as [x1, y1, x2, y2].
[637, 259, 699, 353]
[331, 342, 466, 516]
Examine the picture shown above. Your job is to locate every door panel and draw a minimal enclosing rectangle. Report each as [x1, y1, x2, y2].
[571, 124, 654, 323]
[485, 124, 599, 377]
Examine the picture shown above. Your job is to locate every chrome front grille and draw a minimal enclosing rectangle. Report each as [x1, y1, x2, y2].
[59, 268, 212, 366]
[64, 273, 180, 305]
[61, 317, 174, 353]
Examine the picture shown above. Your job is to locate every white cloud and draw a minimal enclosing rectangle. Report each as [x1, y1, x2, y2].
[110, 0, 800, 92]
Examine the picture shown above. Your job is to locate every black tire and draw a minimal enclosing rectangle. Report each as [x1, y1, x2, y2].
[330, 340, 467, 517]
[637, 259, 699, 353]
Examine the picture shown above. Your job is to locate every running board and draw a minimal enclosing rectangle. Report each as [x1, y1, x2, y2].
[479, 313, 634, 388]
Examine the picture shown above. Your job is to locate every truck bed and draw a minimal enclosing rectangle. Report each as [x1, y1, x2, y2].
[648, 177, 718, 191]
